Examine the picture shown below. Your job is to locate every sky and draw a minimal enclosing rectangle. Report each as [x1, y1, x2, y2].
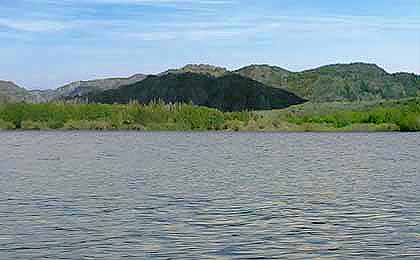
[1, 0, 419, 90]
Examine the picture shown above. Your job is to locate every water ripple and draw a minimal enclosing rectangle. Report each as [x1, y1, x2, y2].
[0, 132, 419, 259]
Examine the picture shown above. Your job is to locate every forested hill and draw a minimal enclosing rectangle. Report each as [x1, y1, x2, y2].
[236, 63, 420, 102]
[88, 73, 306, 111]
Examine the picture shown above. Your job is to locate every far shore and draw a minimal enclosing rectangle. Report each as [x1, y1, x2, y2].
[0, 99, 419, 132]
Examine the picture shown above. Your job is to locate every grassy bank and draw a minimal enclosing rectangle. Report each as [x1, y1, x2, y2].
[255, 98, 420, 132]
[0, 102, 252, 131]
[0, 99, 419, 131]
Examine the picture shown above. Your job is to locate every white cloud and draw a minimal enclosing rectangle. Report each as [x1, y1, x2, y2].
[2, 1, 419, 40]
[2, 13, 419, 39]
[0, 18, 71, 32]
[41, 0, 235, 6]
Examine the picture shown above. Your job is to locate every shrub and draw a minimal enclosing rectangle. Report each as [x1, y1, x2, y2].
[62, 120, 114, 130]
[223, 119, 245, 131]
[0, 100, 419, 132]
[0, 119, 16, 130]
[397, 114, 420, 131]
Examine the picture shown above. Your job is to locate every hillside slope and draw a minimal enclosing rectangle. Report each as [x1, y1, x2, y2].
[235, 64, 292, 87]
[30, 74, 147, 103]
[0, 81, 32, 103]
[236, 63, 420, 102]
[2, 63, 419, 105]
[89, 73, 306, 111]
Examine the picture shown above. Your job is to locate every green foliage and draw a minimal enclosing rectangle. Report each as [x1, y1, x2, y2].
[21, 120, 52, 130]
[0, 102, 251, 131]
[62, 120, 115, 130]
[0, 99, 419, 132]
[0, 119, 16, 130]
[237, 63, 420, 102]
[398, 114, 420, 131]
[223, 120, 245, 131]
[283, 98, 420, 131]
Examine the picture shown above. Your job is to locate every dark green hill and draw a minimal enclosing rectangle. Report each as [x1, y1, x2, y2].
[89, 73, 306, 111]
[236, 63, 420, 102]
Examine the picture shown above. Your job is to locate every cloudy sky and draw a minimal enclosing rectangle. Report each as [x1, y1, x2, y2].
[1, 0, 419, 89]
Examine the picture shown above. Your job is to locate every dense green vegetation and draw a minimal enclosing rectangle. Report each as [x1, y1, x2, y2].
[0, 99, 419, 131]
[89, 73, 306, 111]
[0, 102, 253, 131]
[266, 98, 420, 131]
[236, 63, 420, 102]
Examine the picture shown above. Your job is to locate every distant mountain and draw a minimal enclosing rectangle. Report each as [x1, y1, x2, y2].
[30, 74, 147, 103]
[89, 73, 306, 111]
[236, 63, 420, 102]
[2, 63, 420, 106]
[162, 64, 229, 77]
[0, 80, 32, 103]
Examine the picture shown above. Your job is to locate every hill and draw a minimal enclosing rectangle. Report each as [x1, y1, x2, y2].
[30, 74, 147, 103]
[2, 63, 419, 105]
[235, 64, 292, 87]
[0, 81, 32, 103]
[236, 63, 420, 102]
[89, 73, 306, 111]
[162, 64, 229, 77]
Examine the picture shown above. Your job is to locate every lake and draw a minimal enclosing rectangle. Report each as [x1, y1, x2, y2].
[0, 132, 419, 259]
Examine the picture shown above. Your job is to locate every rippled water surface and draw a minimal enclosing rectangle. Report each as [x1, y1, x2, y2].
[0, 132, 419, 259]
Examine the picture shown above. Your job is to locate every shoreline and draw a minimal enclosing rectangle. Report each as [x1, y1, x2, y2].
[0, 125, 413, 133]
[1, 99, 419, 132]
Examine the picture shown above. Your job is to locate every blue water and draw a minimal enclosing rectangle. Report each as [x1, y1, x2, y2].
[0, 132, 419, 259]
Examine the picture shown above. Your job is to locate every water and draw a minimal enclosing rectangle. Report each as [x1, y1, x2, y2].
[0, 132, 419, 259]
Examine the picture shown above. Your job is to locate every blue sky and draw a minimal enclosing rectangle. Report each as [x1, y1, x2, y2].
[1, 0, 419, 89]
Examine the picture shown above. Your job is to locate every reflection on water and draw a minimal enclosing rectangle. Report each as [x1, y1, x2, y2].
[0, 132, 419, 259]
